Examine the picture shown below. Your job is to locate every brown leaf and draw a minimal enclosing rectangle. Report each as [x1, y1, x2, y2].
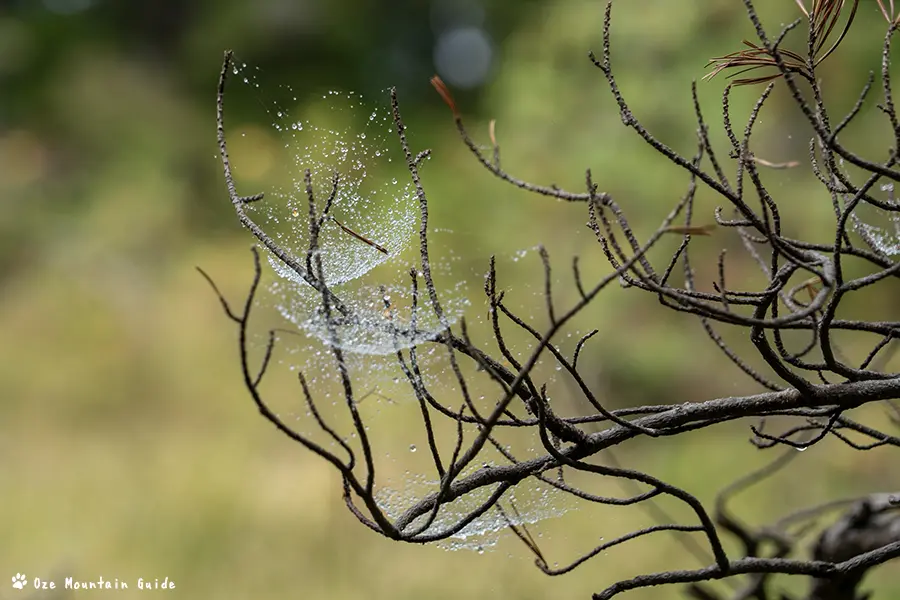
[430, 75, 459, 118]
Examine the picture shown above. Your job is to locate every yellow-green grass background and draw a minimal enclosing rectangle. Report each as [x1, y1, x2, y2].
[2, 1, 898, 598]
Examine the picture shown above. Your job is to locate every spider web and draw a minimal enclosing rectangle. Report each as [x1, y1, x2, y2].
[230, 61, 468, 355]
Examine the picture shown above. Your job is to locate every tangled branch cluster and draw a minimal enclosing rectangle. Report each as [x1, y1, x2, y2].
[203, 2, 900, 598]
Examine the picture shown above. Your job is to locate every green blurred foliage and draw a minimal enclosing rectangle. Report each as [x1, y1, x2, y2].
[1, 1, 898, 599]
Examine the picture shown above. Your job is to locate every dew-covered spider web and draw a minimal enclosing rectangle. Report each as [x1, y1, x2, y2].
[227, 60, 581, 555]
[230, 61, 468, 355]
[375, 472, 573, 552]
[279, 343, 579, 553]
[850, 183, 900, 258]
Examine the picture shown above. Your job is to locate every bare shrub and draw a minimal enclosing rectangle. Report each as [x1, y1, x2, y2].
[202, 2, 900, 598]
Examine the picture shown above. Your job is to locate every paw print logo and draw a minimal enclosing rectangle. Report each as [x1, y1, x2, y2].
[11, 573, 26, 590]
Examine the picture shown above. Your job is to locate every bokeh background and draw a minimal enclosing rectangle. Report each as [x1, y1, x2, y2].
[2, 0, 898, 598]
